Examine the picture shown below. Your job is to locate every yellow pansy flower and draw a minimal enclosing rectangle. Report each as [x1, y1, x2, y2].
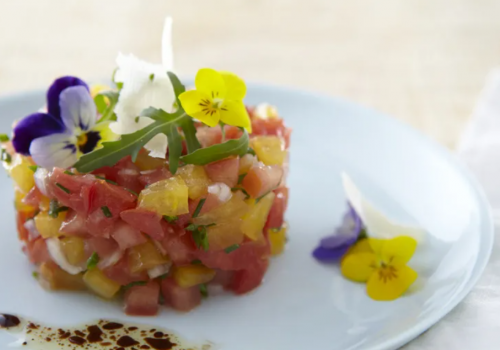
[341, 236, 418, 301]
[178, 68, 252, 132]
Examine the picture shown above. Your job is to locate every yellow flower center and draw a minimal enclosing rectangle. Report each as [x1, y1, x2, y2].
[199, 97, 226, 117]
[377, 264, 398, 283]
[77, 133, 88, 147]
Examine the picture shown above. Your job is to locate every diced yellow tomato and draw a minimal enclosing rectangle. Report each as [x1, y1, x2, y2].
[138, 176, 189, 216]
[251, 136, 287, 166]
[193, 191, 249, 226]
[134, 150, 167, 171]
[14, 190, 35, 213]
[173, 265, 216, 288]
[128, 240, 169, 273]
[9, 155, 35, 194]
[83, 268, 121, 299]
[177, 164, 211, 199]
[34, 211, 66, 239]
[39, 262, 86, 291]
[238, 154, 257, 175]
[241, 192, 276, 241]
[39, 196, 51, 211]
[268, 224, 287, 256]
[207, 219, 245, 251]
[60, 236, 86, 265]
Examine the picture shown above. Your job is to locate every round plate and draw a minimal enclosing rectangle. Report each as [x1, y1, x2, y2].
[0, 84, 493, 350]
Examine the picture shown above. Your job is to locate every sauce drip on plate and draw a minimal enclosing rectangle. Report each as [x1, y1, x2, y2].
[0, 314, 215, 350]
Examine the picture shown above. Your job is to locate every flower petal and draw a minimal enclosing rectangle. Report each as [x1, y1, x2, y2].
[366, 264, 417, 301]
[112, 53, 175, 158]
[220, 71, 246, 100]
[342, 173, 426, 242]
[341, 252, 377, 282]
[12, 113, 65, 155]
[220, 99, 252, 132]
[345, 238, 373, 256]
[161, 16, 174, 70]
[30, 133, 78, 169]
[320, 207, 362, 249]
[179, 90, 220, 127]
[195, 68, 226, 100]
[47, 76, 89, 120]
[312, 245, 350, 262]
[145, 134, 168, 159]
[381, 236, 417, 265]
[92, 121, 118, 148]
[59, 86, 97, 132]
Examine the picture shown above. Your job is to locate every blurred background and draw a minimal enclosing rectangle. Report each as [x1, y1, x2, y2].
[0, 0, 499, 148]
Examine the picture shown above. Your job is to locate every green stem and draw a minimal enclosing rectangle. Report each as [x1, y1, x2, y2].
[220, 122, 226, 142]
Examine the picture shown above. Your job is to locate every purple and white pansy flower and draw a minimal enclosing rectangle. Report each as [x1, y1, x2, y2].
[313, 205, 364, 262]
[12, 76, 117, 169]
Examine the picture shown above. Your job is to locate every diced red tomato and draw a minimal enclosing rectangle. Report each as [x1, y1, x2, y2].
[195, 126, 242, 148]
[114, 157, 143, 194]
[198, 240, 270, 271]
[26, 237, 51, 264]
[204, 157, 239, 188]
[242, 164, 283, 198]
[161, 277, 201, 312]
[138, 167, 172, 187]
[161, 233, 197, 266]
[22, 186, 43, 208]
[17, 210, 33, 241]
[85, 181, 137, 237]
[104, 255, 149, 285]
[120, 208, 165, 241]
[86, 237, 122, 269]
[227, 258, 269, 294]
[111, 220, 147, 250]
[250, 116, 292, 148]
[264, 187, 288, 230]
[60, 210, 88, 236]
[124, 280, 160, 316]
[210, 269, 234, 288]
[47, 169, 96, 213]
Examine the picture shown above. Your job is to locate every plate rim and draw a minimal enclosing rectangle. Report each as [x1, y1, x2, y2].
[0, 85, 494, 350]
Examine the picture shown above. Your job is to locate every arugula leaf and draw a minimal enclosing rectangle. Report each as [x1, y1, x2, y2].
[165, 124, 182, 174]
[29, 165, 39, 172]
[179, 117, 201, 153]
[74, 114, 185, 173]
[180, 130, 249, 165]
[0, 134, 10, 142]
[95, 91, 119, 123]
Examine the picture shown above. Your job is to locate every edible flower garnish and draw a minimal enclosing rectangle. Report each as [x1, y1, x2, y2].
[312, 205, 363, 261]
[12, 76, 117, 169]
[179, 68, 252, 132]
[341, 236, 418, 301]
[110, 17, 175, 158]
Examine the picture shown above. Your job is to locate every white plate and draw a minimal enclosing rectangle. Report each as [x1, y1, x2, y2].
[0, 84, 493, 350]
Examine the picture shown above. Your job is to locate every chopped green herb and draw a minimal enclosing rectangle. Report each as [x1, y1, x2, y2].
[55, 183, 71, 194]
[224, 244, 240, 254]
[187, 224, 210, 251]
[32, 271, 39, 279]
[238, 173, 247, 185]
[163, 215, 178, 223]
[220, 122, 226, 142]
[149, 73, 155, 81]
[159, 273, 169, 280]
[29, 165, 39, 172]
[95, 175, 118, 186]
[125, 188, 139, 196]
[199, 283, 208, 298]
[101, 206, 112, 218]
[123, 281, 147, 290]
[48, 199, 69, 218]
[1, 149, 11, 163]
[191, 259, 202, 265]
[86, 253, 100, 269]
[247, 147, 256, 156]
[64, 170, 75, 176]
[256, 191, 272, 203]
[192, 198, 206, 218]
[0, 134, 10, 142]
